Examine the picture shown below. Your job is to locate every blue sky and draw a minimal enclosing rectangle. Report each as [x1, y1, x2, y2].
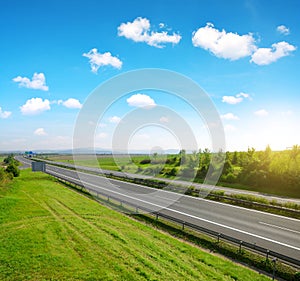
[0, 0, 299, 152]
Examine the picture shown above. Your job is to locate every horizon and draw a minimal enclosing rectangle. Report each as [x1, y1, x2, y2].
[0, 144, 297, 154]
[1, 0, 299, 152]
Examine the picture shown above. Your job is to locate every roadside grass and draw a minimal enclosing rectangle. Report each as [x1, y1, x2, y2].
[0, 169, 271, 281]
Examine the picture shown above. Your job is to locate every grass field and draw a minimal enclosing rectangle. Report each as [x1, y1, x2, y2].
[43, 154, 152, 172]
[0, 169, 270, 281]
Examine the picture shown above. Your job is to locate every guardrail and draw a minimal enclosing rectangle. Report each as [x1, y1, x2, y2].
[45, 168, 300, 269]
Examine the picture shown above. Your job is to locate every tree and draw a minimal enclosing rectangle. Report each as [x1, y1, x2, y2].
[290, 145, 300, 161]
[178, 149, 186, 165]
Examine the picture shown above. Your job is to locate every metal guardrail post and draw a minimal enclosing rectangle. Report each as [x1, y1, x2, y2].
[266, 249, 270, 261]
[272, 258, 277, 280]
[239, 241, 243, 253]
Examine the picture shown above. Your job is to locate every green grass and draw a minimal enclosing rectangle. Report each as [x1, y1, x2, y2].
[0, 170, 271, 281]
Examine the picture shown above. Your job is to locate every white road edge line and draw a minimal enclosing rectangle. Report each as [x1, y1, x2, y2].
[48, 168, 300, 252]
[259, 222, 300, 235]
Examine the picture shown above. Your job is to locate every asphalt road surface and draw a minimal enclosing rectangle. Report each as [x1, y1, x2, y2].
[16, 156, 300, 262]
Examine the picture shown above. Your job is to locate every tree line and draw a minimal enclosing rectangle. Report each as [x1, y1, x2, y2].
[138, 145, 300, 197]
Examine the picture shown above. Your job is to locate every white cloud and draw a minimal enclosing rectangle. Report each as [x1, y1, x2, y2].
[222, 92, 251, 105]
[20, 98, 50, 115]
[126, 94, 156, 108]
[159, 116, 169, 123]
[192, 23, 296, 65]
[83, 48, 122, 73]
[277, 25, 290, 35]
[34, 128, 47, 136]
[222, 96, 243, 105]
[251, 41, 296, 65]
[109, 116, 121, 124]
[118, 17, 181, 48]
[221, 113, 239, 120]
[0, 107, 12, 119]
[192, 23, 256, 60]
[237, 92, 250, 99]
[60, 98, 82, 109]
[254, 109, 269, 117]
[13, 72, 49, 91]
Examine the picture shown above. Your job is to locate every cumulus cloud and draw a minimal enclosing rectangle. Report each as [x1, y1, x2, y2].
[237, 92, 250, 99]
[251, 41, 296, 65]
[58, 98, 82, 109]
[221, 113, 239, 120]
[118, 17, 181, 48]
[0, 107, 12, 119]
[254, 109, 268, 117]
[34, 128, 47, 136]
[159, 116, 169, 123]
[126, 93, 156, 108]
[13, 72, 49, 91]
[222, 96, 243, 105]
[192, 23, 296, 65]
[222, 92, 251, 105]
[109, 116, 121, 124]
[192, 23, 256, 60]
[83, 48, 122, 73]
[277, 25, 290, 35]
[20, 98, 50, 115]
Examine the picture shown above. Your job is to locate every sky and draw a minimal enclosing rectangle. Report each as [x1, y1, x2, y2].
[0, 0, 299, 152]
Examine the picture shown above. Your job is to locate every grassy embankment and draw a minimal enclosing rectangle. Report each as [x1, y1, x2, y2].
[0, 169, 271, 281]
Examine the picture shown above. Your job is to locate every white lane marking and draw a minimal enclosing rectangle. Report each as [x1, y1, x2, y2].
[45, 161, 300, 223]
[48, 168, 300, 252]
[259, 222, 300, 235]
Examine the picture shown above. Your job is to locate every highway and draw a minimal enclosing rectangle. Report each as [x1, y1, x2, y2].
[29, 157, 300, 205]
[17, 156, 300, 263]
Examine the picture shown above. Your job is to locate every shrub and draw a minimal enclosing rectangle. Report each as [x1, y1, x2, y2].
[225, 173, 237, 183]
[6, 164, 20, 177]
[140, 159, 151, 165]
